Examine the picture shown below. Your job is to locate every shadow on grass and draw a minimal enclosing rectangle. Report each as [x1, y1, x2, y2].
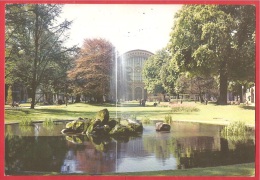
[239, 105, 255, 110]
[85, 102, 117, 107]
[89, 102, 148, 108]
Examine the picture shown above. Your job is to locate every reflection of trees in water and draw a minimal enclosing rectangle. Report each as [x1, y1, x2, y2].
[65, 135, 117, 174]
[142, 133, 255, 169]
[5, 136, 68, 174]
[143, 135, 175, 161]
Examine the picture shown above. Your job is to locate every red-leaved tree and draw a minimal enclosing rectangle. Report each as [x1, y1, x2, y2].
[67, 38, 116, 103]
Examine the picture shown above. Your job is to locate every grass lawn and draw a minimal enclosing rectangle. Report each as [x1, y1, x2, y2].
[110, 163, 255, 176]
[14, 163, 255, 176]
[5, 101, 255, 127]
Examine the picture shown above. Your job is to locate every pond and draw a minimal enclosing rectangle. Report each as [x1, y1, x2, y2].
[5, 121, 255, 175]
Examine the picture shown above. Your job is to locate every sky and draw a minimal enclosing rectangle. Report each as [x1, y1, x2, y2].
[60, 4, 183, 54]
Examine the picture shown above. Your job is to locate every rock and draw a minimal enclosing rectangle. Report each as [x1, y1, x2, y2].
[86, 120, 111, 135]
[96, 108, 109, 125]
[61, 109, 143, 137]
[61, 120, 85, 134]
[109, 124, 132, 136]
[156, 122, 171, 132]
[61, 118, 91, 134]
[109, 120, 143, 136]
[65, 136, 83, 144]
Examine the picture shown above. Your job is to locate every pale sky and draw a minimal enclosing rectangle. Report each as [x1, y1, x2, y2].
[60, 4, 182, 54]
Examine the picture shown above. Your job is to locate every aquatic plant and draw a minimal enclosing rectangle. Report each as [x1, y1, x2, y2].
[19, 117, 33, 126]
[141, 116, 151, 124]
[43, 118, 54, 126]
[43, 118, 55, 130]
[221, 121, 254, 145]
[130, 114, 137, 121]
[221, 121, 249, 136]
[164, 114, 172, 124]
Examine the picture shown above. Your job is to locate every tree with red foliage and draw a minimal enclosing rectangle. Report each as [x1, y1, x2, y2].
[68, 38, 116, 103]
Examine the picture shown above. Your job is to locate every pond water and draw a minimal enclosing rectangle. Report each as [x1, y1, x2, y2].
[5, 121, 255, 175]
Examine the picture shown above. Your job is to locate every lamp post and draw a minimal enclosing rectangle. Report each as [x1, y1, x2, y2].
[241, 85, 244, 103]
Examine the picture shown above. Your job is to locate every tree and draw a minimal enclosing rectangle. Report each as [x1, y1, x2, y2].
[168, 5, 255, 105]
[175, 73, 218, 103]
[5, 4, 76, 108]
[67, 38, 116, 103]
[143, 49, 177, 101]
[143, 49, 166, 99]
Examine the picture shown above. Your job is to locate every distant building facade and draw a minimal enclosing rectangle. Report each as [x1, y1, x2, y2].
[118, 49, 153, 101]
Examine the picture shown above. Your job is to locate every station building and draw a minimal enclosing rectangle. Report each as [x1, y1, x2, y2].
[118, 49, 153, 101]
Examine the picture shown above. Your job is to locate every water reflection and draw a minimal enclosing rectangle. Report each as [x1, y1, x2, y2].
[5, 122, 255, 175]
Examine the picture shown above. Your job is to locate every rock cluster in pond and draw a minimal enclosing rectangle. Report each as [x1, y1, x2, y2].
[155, 122, 171, 131]
[61, 109, 143, 137]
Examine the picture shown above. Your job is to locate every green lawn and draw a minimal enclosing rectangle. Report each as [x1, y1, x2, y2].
[5, 101, 255, 127]
[14, 163, 255, 176]
[110, 163, 255, 176]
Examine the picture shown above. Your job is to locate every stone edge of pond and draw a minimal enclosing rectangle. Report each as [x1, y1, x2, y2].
[5, 119, 255, 130]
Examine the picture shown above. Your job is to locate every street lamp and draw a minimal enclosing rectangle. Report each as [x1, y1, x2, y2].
[241, 85, 244, 103]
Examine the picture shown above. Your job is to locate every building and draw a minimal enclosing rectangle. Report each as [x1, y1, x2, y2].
[118, 49, 153, 101]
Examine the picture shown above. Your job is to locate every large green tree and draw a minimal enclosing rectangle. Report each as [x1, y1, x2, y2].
[5, 4, 76, 108]
[143, 49, 177, 101]
[67, 38, 116, 103]
[168, 5, 255, 105]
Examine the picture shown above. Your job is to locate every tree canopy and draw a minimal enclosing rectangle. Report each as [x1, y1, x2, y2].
[67, 38, 116, 103]
[5, 4, 76, 108]
[168, 5, 255, 105]
[142, 49, 178, 100]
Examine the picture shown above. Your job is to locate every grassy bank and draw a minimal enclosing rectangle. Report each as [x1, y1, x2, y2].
[11, 163, 255, 176]
[111, 163, 255, 176]
[5, 101, 255, 127]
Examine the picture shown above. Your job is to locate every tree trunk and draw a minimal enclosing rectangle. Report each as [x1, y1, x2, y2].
[218, 68, 228, 105]
[30, 85, 36, 109]
[30, 5, 39, 109]
[199, 92, 204, 103]
[96, 95, 103, 103]
[75, 94, 81, 103]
